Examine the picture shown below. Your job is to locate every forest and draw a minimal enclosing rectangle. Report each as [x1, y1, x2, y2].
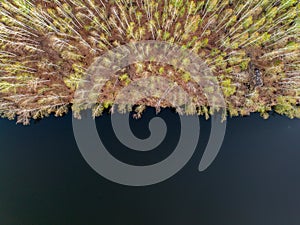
[0, 0, 299, 124]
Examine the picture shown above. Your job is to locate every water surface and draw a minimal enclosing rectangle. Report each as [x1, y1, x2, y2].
[0, 109, 300, 225]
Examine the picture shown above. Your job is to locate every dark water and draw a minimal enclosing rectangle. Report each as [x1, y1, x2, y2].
[1, 109, 300, 225]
